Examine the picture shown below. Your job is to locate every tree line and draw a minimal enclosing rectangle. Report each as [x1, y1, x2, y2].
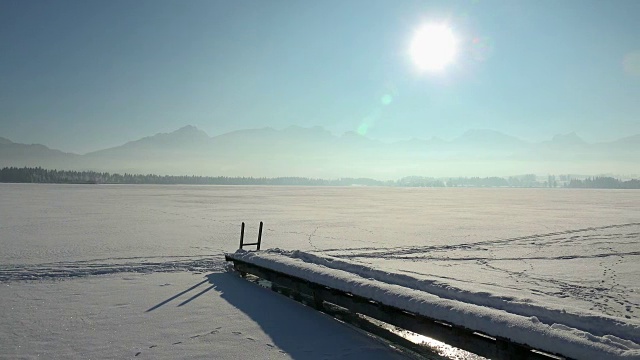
[0, 167, 638, 188]
[567, 177, 640, 189]
[0, 167, 391, 186]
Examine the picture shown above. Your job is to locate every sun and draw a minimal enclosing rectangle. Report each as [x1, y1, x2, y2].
[409, 23, 459, 73]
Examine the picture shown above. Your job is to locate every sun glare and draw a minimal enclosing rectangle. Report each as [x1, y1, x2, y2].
[409, 23, 459, 73]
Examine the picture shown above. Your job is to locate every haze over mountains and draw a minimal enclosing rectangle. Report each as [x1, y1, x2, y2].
[1, 126, 638, 179]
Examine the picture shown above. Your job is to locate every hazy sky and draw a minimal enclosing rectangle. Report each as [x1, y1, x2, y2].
[1, 0, 639, 154]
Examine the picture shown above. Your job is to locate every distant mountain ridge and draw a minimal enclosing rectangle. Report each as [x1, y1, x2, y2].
[1, 126, 638, 178]
[0, 136, 80, 170]
[0, 136, 13, 145]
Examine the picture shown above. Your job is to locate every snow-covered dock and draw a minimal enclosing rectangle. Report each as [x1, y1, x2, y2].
[226, 249, 640, 360]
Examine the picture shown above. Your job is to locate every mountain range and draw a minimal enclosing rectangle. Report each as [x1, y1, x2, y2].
[1, 126, 638, 179]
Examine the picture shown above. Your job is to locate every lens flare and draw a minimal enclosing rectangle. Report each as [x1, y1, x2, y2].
[357, 123, 369, 135]
[471, 36, 494, 62]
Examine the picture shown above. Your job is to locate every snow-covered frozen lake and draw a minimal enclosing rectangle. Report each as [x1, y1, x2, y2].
[1, 184, 639, 359]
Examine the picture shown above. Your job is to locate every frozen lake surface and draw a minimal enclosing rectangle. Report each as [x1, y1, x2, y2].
[1, 184, 639, 358]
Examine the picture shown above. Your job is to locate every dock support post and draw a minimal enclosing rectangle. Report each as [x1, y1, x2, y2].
[257, 221, 263, 250]
[239, 222, 245, 249]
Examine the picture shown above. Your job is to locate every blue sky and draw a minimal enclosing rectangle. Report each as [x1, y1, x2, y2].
[1, 0, 639, 153]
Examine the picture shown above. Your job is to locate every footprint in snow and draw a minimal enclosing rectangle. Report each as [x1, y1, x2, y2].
[149, 345, 157, 349]
[232, 331, 242, 335]
[135, 352, 141, 356]
[173, 341, 182, 345]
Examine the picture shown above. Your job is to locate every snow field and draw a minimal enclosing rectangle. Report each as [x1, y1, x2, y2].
[1, 184, 639, 359]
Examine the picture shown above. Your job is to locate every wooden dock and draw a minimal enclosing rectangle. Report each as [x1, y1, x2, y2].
[225, 253, 570, 360]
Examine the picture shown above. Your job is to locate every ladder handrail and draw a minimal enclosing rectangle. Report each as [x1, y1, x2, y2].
[239, 221, 263, 250]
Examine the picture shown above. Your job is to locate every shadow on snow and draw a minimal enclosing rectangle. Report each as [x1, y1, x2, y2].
[146, 271, 406, 360]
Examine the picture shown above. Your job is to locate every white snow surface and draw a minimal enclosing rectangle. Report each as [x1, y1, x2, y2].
[229, 249, 639, 359]
[1, 184, 639, 359]
[1, 271, 408, 359]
